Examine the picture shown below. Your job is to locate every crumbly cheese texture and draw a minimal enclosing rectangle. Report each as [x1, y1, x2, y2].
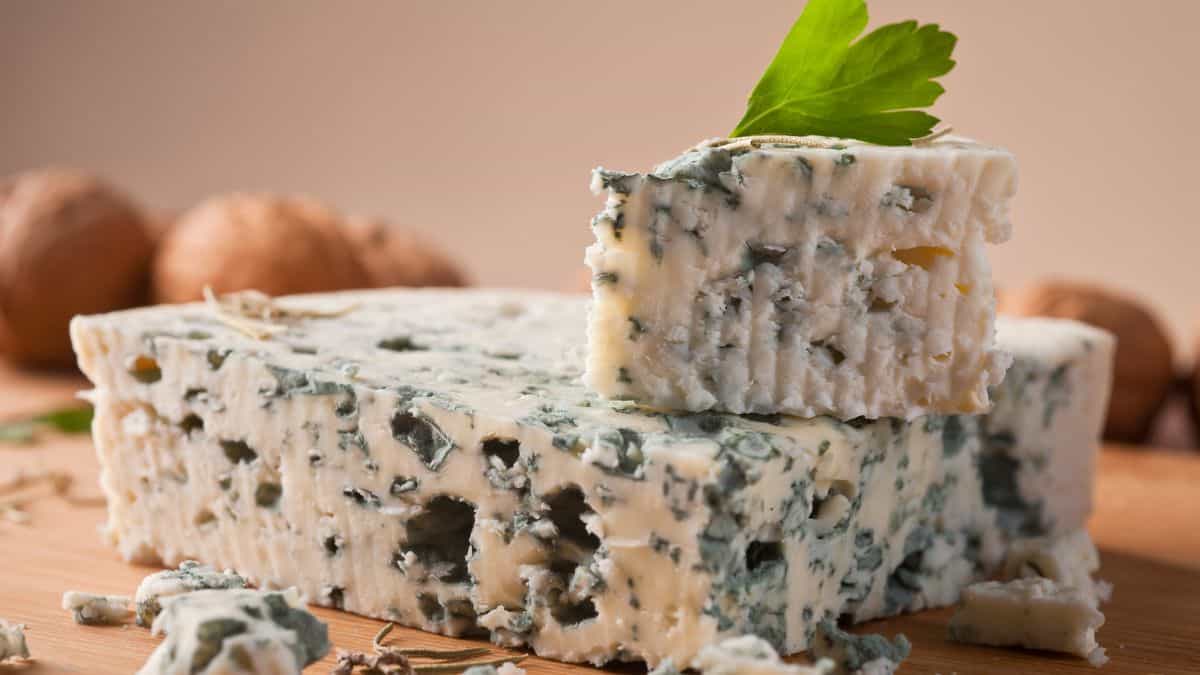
[139, 588, 330, 675]
[0, 619, 29, 662]
[62, 591, 131, 625]
[71, 290, 1109, 667]
[585, 138, 1018, 419]
[809, 620, 908, 675]
[689, 635, 833, 675]
[948, 578, 1107, 666]
[136, 560, 248, 627]
[1002, 529, 1111, 607]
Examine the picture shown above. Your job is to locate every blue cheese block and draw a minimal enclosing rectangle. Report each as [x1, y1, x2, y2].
[70, 290, 1108, 667]
[586, 137, 1017, 419]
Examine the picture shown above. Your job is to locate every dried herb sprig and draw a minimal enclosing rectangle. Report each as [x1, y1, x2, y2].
[331, 623, 525, 675]
[0, 467, 104, 523]
[204, 287, 358, 341]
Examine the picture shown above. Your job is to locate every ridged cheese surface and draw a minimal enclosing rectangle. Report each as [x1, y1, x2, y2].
[586, 138, 1017, 419]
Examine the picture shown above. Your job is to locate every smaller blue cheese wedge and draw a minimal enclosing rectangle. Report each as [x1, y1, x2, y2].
[135, 560, 248, 627]
[0, 619, 30, 663]
[61, 591, 131, 625]
[138, 588, 330, 675]
[984, 318, 1115, 536]
[948, 578, 1107, 667]
[586, 136, 1017, 419]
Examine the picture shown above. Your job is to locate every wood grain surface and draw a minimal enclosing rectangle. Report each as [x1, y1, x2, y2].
[0, 363, 1197, 674]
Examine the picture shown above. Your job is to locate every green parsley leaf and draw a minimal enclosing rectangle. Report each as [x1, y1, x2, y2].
[0, 405, 93, 444]
[35, 407, 94, 434]
[731, 0, 957, 145]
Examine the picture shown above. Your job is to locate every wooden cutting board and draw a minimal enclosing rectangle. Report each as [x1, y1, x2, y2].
[1, 364, 1197, 674]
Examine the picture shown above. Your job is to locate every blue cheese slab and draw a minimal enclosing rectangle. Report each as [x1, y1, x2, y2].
[586, 137, 1017, 419]
[71, 290, 1109, 667]
[138, 588, 330, 675]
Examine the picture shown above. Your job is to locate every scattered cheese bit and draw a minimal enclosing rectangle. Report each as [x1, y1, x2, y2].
[949, 578, 1107, 667]
[134, 560, 247, 627]
[0, 619, 30, 662]
[61, 591, 131, 625]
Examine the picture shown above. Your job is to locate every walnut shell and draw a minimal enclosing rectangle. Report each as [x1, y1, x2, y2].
[153, 194, 369, 304]
[344, 218, 467, 288]
[0, 169, 154, 367]
[1002, 281, 1174, 443]
[1191, 339, 1200, 444]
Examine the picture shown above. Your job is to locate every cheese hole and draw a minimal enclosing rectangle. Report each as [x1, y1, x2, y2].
[892, 246, 954, 271]
[193, 509, 216, 528]
[868, 297, 896, 313]
[810, 480, 856, 536]
[219, 439, 258, 464]
[180, 414, 204, 437]
[543, 486, 601, 625]
[377, 336, 425, 352]
[933, 352, 952, 363]
[746, 540, 784, 572]
[255, 482, 282, 508]
[544, 486, 601, 558]
[482, 437, 521, 469]
[814, 341, 846, 366]
[402, 496, 476, 583]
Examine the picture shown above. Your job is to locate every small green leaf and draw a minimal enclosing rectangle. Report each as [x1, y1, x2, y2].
[0, 405, 93, 444]
[731, 0, 957, 145]
[35, 407, 94, 434]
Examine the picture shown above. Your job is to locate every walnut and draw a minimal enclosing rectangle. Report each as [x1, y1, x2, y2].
[152, 194, 369, 304]
[1001, 281, 1174, 443]
[344, 218, 467, 288]
[0, 169, 153, 367]
[1191, 338, 1200, 445]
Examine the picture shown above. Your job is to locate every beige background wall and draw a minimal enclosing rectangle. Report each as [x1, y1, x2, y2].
[3, 1, 1197, 352]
